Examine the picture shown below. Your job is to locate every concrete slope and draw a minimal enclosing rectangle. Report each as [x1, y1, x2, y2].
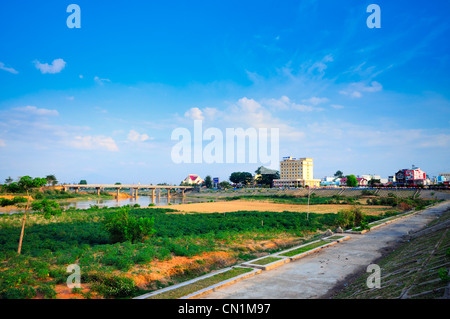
[199, 201, 450, 299]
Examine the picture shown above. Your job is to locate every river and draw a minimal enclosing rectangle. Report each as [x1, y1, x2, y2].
[0, 195, 205, 214]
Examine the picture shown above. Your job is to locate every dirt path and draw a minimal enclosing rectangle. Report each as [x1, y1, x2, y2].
[197, 201, 450, 299]
[156, 200, 391, 215]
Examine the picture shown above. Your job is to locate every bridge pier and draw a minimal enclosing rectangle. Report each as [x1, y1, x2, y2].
[96, 187, 101, 196]
[116, 188, 120, 200]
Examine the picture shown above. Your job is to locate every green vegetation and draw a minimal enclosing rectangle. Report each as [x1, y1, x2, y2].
[336, 206, 369, 231]
[0, 194, 438, 299]
[147, 267, 253, 299]
[1, 176, 47, 194]
[104, 207, 155, 243]
[325, 235, 345, 240]
[31, 199, 62, 220]
[345, 175, 358, 187]
[279, 240, 330, 257]
[229, 172, 253, 186]
[0, 197, 27, 207]
[249, 256, 282, 265]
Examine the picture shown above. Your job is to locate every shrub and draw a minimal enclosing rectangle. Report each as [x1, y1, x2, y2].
[31, 199, 62, 219]
[103, 207, 156, 243]
[90, 274, 136, 298]
[336, 206, 366, 230]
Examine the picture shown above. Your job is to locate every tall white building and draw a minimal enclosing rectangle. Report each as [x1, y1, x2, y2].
[273, 157, 321, 187]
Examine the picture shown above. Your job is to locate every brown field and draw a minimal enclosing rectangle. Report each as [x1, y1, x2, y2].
[156, 200, 393, 216]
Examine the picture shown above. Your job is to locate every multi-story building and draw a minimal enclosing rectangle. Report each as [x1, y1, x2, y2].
[395, 166, 426, 186]
[273, 156, 321, 188]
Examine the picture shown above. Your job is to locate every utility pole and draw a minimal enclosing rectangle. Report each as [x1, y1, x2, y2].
[17, 190, 30, 255]
[307, 186, 311, 220]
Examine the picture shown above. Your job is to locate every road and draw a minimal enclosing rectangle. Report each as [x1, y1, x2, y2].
[199, 201, 450, 299]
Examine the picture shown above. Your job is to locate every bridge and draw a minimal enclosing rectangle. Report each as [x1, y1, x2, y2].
[61, 184, 196, 199]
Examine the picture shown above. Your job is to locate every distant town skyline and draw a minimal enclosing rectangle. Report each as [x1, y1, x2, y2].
[0, 1, 449, 185]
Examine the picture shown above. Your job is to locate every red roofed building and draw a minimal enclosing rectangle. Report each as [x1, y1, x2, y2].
[182, 174, 204, 185]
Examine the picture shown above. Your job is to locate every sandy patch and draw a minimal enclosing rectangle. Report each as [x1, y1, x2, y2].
[154, 200, 391, 216]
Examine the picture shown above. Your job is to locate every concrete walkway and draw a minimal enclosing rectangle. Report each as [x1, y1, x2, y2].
[199, 201, 450, 299]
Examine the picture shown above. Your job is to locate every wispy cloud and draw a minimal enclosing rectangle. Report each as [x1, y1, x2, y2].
[70, 135, 119, 152]
[340, 81, 382, 98]
[34, 58, 66, 74]
[94, 76, 111, 86]
[13, 105, 59, 116]
[0, 62, 18, 74]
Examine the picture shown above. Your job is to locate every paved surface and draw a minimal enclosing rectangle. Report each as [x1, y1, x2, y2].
[199, 201, 450, 299]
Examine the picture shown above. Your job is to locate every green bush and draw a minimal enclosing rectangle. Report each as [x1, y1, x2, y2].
[103, 207, 156, 243]
[89, 274, 137, 298]
[336, 206, 366, 230]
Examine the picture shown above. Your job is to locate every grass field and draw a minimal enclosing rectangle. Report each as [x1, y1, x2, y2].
[0, 195, 438, 299]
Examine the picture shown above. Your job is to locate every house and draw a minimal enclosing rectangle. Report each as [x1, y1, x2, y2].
[395, 166, 426, 186]
[182, 174, 204, 185]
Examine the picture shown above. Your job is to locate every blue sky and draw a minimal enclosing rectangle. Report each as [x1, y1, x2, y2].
[0, 0, 449, 184]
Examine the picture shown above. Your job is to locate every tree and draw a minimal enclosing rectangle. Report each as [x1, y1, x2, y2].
[5, 176, 13, 184]
[334, 170, 344, 178]
[255, 171, 280, 187]
[203, 175, 213, 188]
[45, 175, 58, 186]
[79, 180, 87, 185]
[219, 181, 231, 189]
[229, 172, 253, 186]
[368, 179, 381, 187]
[17, 176, 47, 190]
[346, 175, 358, 187]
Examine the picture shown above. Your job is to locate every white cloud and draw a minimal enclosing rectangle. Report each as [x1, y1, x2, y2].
[265, 96, 322, 112]
[307, 54, 334, 75]
[331, 104, 345, 109]
[34, 58, 66, 74]
[127, 129, 150, 142]
[340, 81, 382, 98]
[184, 107, 204, 120]
[226, 97, 305, 139]
[94, 76, 111, 85]
[71, 135, 119, 152]
[301, 96, 329, 105]
[13, 106, 59, 116]
[0, 62, 18, 74]
[0, 139, 6, 147]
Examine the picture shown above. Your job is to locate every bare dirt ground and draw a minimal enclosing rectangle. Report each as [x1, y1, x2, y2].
[155, 200, 392, 216]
